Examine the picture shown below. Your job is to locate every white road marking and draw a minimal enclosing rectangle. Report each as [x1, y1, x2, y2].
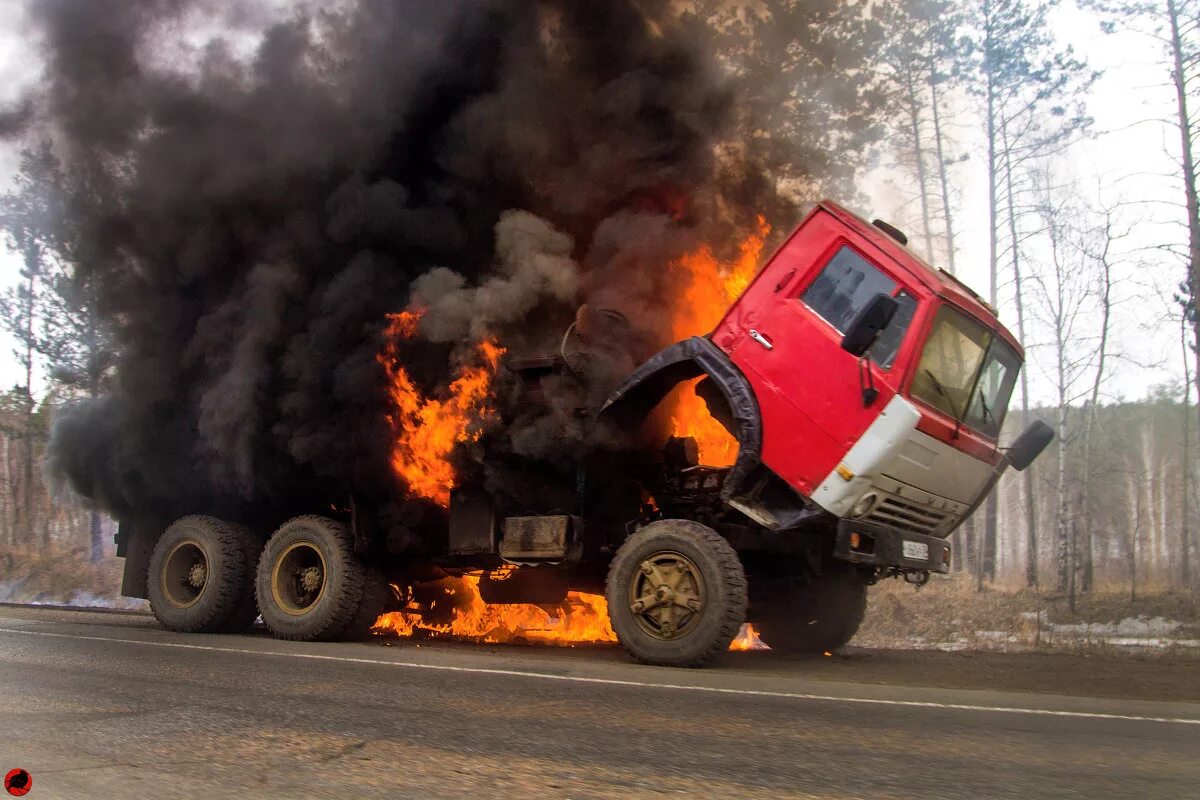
[2, 625, 1198, 726]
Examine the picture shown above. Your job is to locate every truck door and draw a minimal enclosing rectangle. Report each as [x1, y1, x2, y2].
[725, 232, 918, 495]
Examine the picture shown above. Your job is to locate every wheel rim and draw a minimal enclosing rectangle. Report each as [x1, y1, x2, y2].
[161, 539, 209, 609]
[627, 550, 706, 640]
[271, 541, 329, 616]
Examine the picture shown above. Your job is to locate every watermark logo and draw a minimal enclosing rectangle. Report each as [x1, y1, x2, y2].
[3, 769, 31, 797]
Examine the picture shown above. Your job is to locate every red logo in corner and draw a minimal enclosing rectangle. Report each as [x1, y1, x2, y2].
[4, 769, 31, 797]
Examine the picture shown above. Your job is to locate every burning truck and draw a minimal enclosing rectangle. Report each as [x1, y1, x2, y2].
[117, 200, 1052, 666]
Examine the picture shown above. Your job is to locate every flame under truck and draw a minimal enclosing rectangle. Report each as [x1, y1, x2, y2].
[118, 201, 1052, 667]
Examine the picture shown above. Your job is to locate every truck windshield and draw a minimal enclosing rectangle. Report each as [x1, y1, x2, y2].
[910, 305, 1020, 438]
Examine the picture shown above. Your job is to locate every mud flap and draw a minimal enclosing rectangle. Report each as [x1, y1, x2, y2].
[117, 514, 167, 598]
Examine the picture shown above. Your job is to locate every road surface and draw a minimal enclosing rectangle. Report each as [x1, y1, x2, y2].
[1, 605, 1197, 799]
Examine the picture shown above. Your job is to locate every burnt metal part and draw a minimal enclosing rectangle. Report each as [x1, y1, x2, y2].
[478, 566, 570, 604]
[833, 519, 949, 573]
[662, 436, 700, 472]
[598, 336, 762, 500]
[724, 467, 822, 531]
[500, 515, 582, 561]
[449, 491, 496, 555]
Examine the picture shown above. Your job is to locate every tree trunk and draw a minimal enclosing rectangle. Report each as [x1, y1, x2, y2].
[89, 509, 104, 563]
[904, 69, 935, 260]
[999, 118, 1037, 588]
[1055, 375, 1070, 593]
[929, 60, 958, 274]
[1184, 316, 1193, 587]
[982, 6, 1001, 590]
[21, 264, 39, 555]
[1080, 221, 1113, 593]
[1167, 0, 1200, 442]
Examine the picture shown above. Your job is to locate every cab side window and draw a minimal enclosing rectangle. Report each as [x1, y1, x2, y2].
[801, 245, 916, 369]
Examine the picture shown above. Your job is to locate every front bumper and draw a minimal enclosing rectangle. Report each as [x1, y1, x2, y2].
[833, 519, 950, 573]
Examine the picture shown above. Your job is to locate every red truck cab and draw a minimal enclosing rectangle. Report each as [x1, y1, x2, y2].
[601, 201, 1052, 575]
[705, 201, 1045, 564]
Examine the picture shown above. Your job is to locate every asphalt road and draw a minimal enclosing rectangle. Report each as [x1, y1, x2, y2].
[1, 606, 1198, 800]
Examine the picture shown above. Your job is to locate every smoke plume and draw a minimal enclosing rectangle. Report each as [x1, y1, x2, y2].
[29, 0, 771, 525]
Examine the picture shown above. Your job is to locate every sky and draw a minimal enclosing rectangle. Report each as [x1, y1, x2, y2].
[0, 1, 1190, 410]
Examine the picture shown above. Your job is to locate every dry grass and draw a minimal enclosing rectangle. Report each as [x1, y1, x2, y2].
[857, 572, 1200, 652]
[0, 548, 145, 608]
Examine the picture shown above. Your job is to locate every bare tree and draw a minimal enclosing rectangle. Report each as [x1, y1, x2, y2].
[1076, 196, 1128, 592]
[1028, 169, 1115, 601]
[975, 0, 1096, 588]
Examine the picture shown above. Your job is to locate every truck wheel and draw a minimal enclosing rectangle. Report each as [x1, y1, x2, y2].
[255, 515, 365, 641]
[338, 567, 392, 641]
[147, 515, 257, 633]
[754, 567, 868, 654]
[220, 523, 263, 633]
[606, 519, 747, 667]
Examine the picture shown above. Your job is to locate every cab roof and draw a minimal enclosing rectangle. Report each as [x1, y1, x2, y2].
[818, 200, 1024, 358]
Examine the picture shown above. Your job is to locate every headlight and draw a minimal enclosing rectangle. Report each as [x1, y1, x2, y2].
[850, 492, 878, 518]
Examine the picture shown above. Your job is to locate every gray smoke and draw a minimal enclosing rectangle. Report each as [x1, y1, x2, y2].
[410, 211, 580, 344]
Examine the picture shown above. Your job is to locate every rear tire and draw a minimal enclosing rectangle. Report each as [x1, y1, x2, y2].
[338, 567, 392, 641]
[753, 566, 869, 654]
[256, 515, 365, 642]
[606, 519, 747, 667]
[220, 523, 262, 633]
[147, 515, 255, 633]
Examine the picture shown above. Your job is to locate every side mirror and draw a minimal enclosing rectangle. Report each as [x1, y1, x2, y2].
[841, 293, 899, 358]
[1007, 419, 1054, 471]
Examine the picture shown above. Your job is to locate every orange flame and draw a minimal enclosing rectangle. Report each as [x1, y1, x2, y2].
[372, 573, 769, 651]
[373, 574, 616, 645]
[667, 216, 770, 466]
[729, 622, 769, 651]
[377, 310, 505, 507]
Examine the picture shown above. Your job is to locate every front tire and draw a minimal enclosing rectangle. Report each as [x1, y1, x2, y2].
[147, 515, 257, 633]
[753, 566, 869, 654]
[606, 519, 747, 667]
[256, 515, 365, 641]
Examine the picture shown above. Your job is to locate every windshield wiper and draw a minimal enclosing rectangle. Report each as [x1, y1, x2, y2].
[924, 369, 964, 439]
[978, 391, 993, 424]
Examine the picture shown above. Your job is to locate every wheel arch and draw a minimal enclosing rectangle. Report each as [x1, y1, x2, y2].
[597, 337, 762, 499]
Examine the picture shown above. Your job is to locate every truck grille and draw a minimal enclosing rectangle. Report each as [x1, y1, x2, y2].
[866, 497, 949, 536]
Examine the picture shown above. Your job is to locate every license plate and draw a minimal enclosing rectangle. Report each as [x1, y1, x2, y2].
[902, 540, 929, 561]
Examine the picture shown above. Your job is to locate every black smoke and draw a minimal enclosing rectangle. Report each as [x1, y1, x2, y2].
[31, 0, 773, 525]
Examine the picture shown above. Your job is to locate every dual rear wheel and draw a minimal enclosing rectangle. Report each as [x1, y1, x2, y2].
[147, 514, 389, 641]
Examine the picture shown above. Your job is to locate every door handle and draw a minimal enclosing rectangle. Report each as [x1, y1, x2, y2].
[748, 329, 774, 350]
